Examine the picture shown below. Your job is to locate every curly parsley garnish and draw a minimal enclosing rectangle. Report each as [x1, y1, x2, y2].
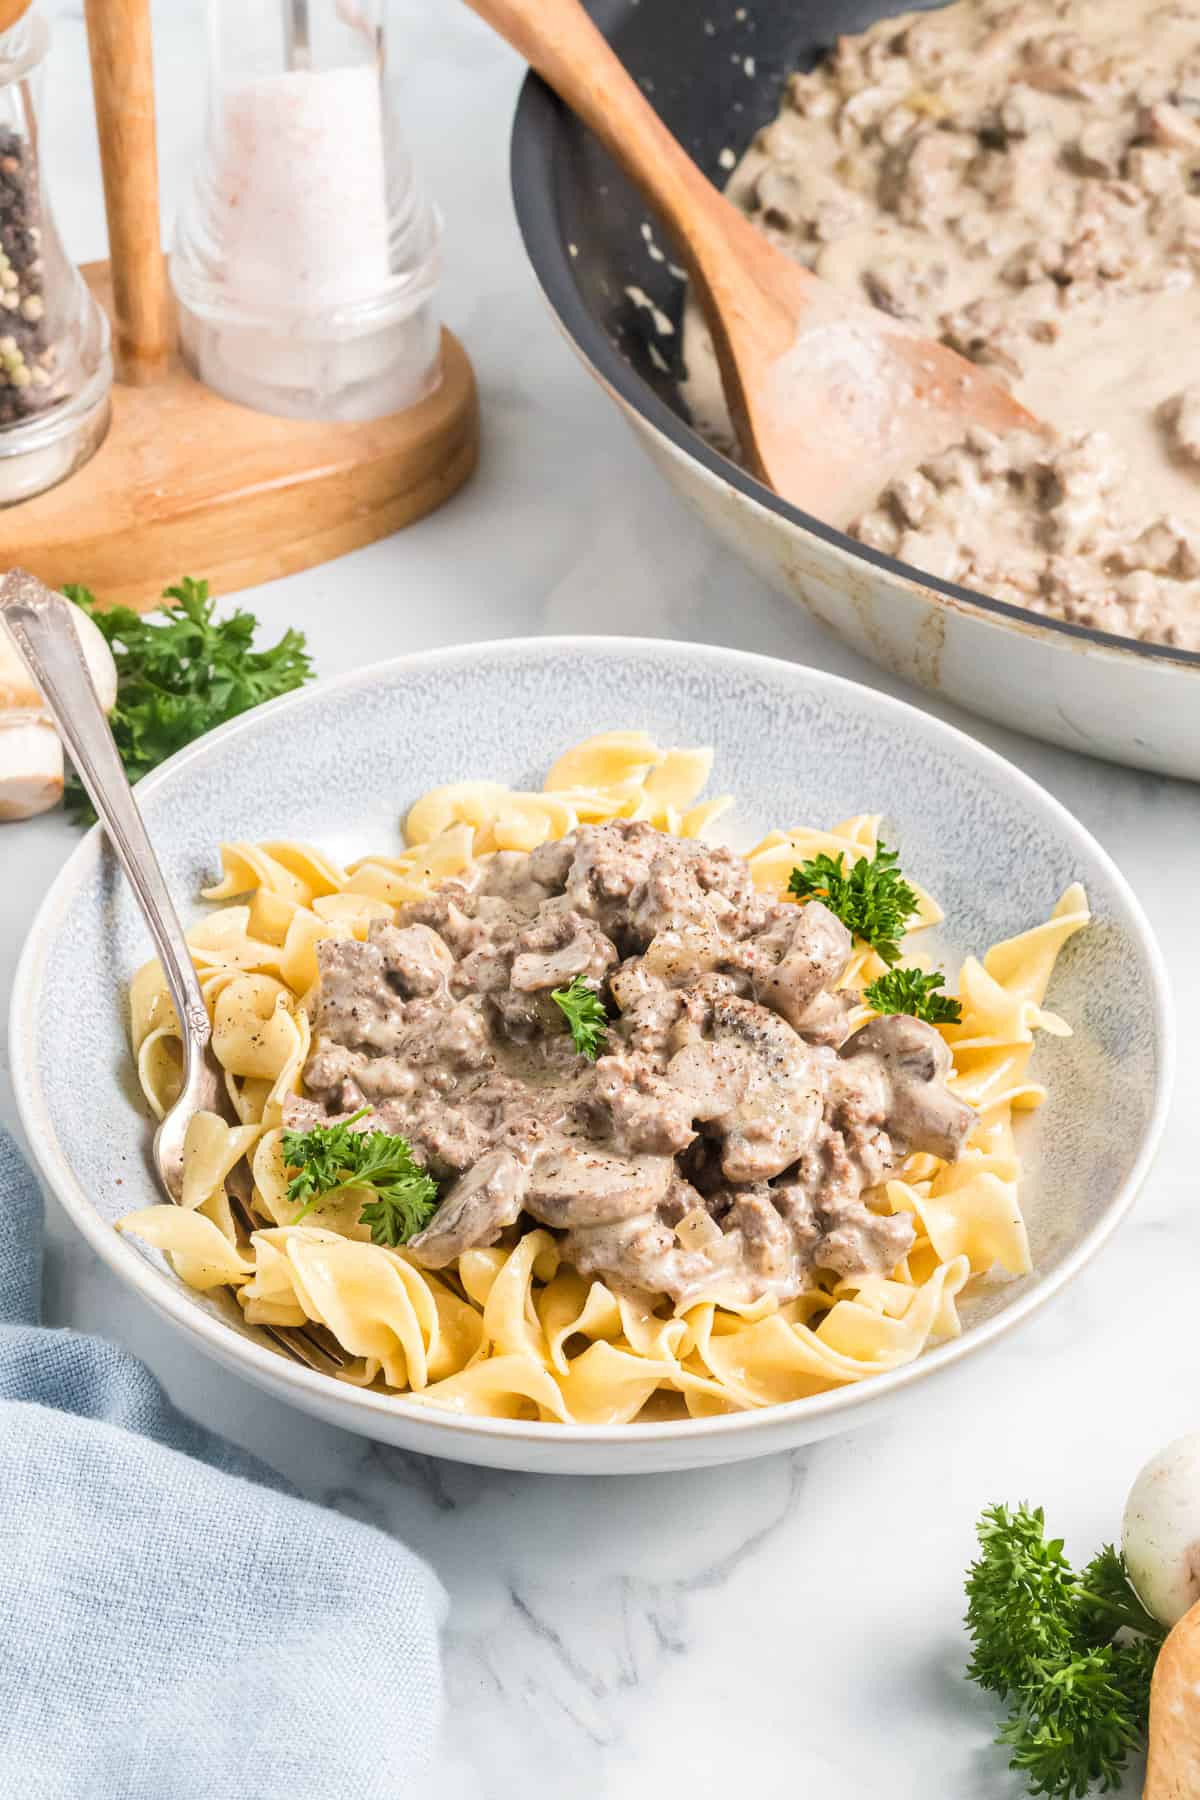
[64, 578, 312, 823]
[787, 842, 919, 966]
[281, 1109, 439, 1248]
[551, 977, 609, 1060]
[864, 966, 962, 1025]
[965, 1503, 1163, 1799]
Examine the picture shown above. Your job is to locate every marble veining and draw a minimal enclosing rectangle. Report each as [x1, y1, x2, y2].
[1, 2, 1197, 1793]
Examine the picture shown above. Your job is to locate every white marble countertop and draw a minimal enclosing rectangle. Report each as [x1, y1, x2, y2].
[3, 5, 1199, 1795]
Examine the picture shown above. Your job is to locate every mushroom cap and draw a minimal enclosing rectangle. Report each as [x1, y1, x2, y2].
[0, 718, 64, 821]
[0, 598, 118, 718]
[1122, 1432, 1200, 1628]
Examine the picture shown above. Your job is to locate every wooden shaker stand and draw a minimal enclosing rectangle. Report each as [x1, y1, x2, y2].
[0, 0, 479, 609]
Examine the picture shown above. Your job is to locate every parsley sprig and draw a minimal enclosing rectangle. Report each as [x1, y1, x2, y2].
[787, 842, 919, 966]
[281, 1109, 439, 1248]
[551, 977, 609, 1060]
[864, 966, 962, 1025]
[64, 578, 312, 823]
[965, 1503, 1164, 1798]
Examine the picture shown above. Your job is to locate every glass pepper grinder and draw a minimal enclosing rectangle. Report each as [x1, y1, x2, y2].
[0, 0, 111, 505]
[171, 0, 443, 423]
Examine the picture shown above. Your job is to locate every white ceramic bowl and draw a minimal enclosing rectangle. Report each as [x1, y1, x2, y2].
[9, 639, 1174, 1473]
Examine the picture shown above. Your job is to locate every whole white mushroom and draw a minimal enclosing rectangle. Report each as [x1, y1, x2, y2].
[1122, 1433, 1200, 1628]
[0, 599, 118, 820]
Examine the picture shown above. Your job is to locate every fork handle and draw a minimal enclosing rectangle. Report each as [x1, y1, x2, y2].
[0, 570, 211, 1058]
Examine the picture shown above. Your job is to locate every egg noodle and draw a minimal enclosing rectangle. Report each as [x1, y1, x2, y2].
[117, 732, 1089, 1423]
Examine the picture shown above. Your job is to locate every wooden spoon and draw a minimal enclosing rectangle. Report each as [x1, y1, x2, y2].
[469, 0, 1039, 526]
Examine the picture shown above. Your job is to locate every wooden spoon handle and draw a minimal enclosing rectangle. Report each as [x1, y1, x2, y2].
[465, 0, 751, 272]
[83, 0, 170, 385]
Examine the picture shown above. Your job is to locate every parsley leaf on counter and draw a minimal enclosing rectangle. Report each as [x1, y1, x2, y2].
[551, 976, 609, 1060]
[863, 966, 962, 1025]
[965, 1503, 1164, 1799]
[281, 1109, 439, 1248]
[787, 842, 918, 966]
[63, 577, 312, 823]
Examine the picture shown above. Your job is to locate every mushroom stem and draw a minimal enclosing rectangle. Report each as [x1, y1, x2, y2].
[0, 717, 64, 820]
[0, 592, 118, 820]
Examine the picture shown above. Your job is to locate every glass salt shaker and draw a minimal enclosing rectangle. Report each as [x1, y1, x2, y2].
[0, 0, 111, 506]
[171, 0, 443, 422]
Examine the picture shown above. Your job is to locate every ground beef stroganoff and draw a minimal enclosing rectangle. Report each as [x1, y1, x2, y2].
[683, 0, 1200, 650]
[288, 820, 972, 1307]
[117, 733, 1088, 1422]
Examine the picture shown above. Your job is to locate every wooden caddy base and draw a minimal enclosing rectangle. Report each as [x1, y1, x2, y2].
[1, 262, 481, 610]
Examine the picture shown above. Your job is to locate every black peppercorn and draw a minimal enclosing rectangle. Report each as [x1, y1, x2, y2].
[0, 124, 59, 429]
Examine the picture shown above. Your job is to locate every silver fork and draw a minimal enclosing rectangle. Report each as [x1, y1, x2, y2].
[1, 568, 344, 1376]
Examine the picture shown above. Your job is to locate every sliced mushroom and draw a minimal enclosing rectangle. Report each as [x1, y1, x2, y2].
[665, 1037, 746, 1120]
[407, 1149, 527, 1268]
[838, 1013, 974, 1160]
[510, 908, 616, 992]
[524, 1144, 673, 1228]
[750, 899, 854, 1038]
[667, 993, 825, 1182]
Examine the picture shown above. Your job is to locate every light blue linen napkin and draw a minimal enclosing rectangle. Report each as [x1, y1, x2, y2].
[0, 1127, 445, 1799]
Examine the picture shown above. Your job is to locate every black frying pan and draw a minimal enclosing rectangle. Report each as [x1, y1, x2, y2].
[507, 0, 1200, 683]
[510, 0, 948, 441]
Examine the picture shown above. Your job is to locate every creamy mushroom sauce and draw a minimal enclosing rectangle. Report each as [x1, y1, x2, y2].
[284, 821, 973, 1309]
[683, 0, 1200, 650]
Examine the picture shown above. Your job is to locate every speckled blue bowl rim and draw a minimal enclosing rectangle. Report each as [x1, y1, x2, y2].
[8, 637, 1176, 1448]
